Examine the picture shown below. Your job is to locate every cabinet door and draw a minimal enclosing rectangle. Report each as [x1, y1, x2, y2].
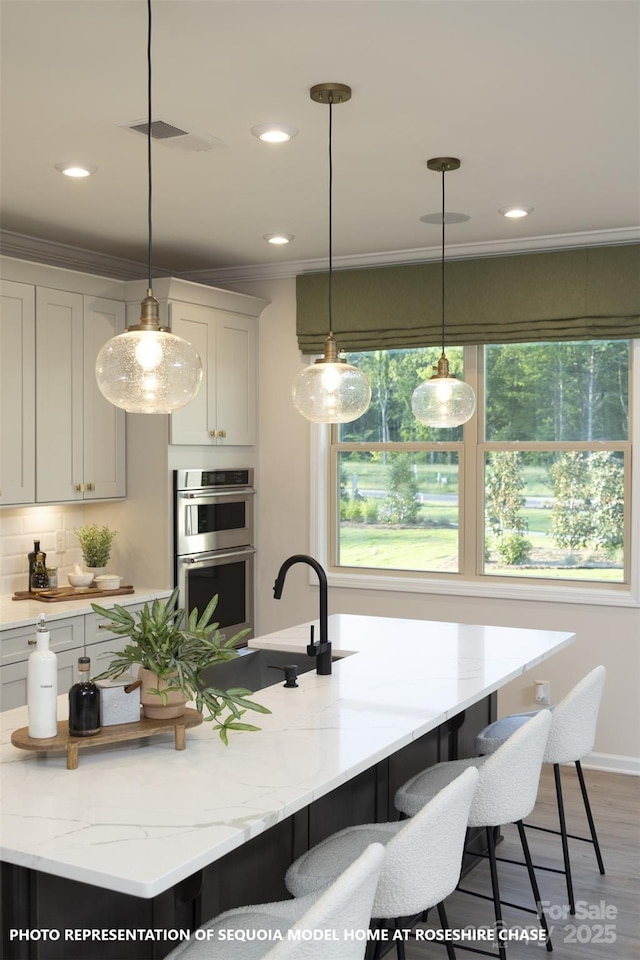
[216, 312, 256, 446]
[0, 280, 35, 504]
[169, 304, 256, 446]
[35, 287, 84, 502]
[83, 296, 126, 499]
[169, 302, 217, 444]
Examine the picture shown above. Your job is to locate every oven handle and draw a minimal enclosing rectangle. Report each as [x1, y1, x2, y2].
[178, 488, 255, 500]
[178, 546, 256, 566]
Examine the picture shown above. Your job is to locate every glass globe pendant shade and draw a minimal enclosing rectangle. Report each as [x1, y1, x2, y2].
[95, 291, 203, 414]
[292, 334, 371, 424]
[411, 354, 476, 428]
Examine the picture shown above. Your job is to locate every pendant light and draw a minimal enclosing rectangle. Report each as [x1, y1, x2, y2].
[292, 83, 371, 424]
[411, 158, 476, 428]
[95, 0, 202, 414]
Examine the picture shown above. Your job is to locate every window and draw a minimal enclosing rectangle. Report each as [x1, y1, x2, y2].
[329, 340, 632, 590]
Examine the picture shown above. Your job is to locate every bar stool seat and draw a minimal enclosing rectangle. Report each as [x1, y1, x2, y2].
[286, 767, 479, 960]
[474, 665, 607, 915]
[394, 710, 553, 960]
[164, 842, 385, 960]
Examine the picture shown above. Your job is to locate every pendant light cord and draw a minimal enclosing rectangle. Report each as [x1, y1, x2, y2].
[147, 0, 153, 290]
[440, 166, 446, 357]
[328, 97, 333, 335]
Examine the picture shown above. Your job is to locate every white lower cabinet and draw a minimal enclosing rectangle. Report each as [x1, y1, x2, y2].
[0, 605, 143, 712]
[0, 616, 85, 711]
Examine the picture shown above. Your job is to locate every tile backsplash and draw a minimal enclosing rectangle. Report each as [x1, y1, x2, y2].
[0, 505, 86, 595]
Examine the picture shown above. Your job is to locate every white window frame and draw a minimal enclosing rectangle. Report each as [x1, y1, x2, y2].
[311, 340, 640, 608]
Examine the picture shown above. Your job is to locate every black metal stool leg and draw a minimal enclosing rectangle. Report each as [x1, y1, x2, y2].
[394, 918, 406, 960]
[575, 760, 606, 875]
[553, 764, 576, 915]
[515, 820, 553, 952]
[486, 826, 507, 960]
[437, 901, 457, 960]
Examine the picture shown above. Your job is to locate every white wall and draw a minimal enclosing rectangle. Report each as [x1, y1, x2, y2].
[229, 275, 640, 774]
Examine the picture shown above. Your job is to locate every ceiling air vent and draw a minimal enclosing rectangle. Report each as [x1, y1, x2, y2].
[122, 119, 224, 152]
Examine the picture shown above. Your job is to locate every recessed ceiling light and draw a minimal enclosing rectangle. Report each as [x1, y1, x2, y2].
[55, 163, 97, 178]
[499, 205, 533, 219]
[264, 234, 294, 245]
[251, 123, 298, 143]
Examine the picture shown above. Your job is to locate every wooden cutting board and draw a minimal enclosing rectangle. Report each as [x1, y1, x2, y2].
[12, 586, 135, 602]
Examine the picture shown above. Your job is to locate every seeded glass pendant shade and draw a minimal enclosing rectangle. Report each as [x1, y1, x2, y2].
[411, 354, 476, 427]
[95, 0, 202, 415]
[292, 83, 371, 424]
[292, 333, 371, 423]
[412, 158, 476, 429]
[96, 292, 202, 414]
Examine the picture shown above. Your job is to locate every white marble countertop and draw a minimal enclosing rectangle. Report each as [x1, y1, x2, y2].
[0, 587, 172, 630]
[0, 613, 574, 898]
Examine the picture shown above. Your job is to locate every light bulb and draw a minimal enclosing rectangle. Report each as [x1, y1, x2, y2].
[135, 334, 163, 371]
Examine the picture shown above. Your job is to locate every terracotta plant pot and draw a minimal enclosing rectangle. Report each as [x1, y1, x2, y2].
[138, 667, 187, 720]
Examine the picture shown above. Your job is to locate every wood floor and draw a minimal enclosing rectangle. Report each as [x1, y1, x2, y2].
[405, 766, 640, 960]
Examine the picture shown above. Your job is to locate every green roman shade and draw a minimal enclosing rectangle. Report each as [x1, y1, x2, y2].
[296, 244, 640, 354]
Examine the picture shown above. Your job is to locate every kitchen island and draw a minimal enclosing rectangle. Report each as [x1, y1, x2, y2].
[1, 613, 574, 959]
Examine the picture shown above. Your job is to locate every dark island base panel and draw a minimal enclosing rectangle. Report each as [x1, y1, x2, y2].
[1, 695, 494, 960]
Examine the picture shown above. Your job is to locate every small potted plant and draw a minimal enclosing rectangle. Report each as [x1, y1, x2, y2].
[92, 587, 270, 744]
[75, 524, 118, 575]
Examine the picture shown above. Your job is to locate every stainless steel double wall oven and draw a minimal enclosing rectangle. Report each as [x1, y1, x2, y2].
[174, 469, 255, 645]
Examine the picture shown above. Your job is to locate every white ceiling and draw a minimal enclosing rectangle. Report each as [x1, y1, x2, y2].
[1, 0, 639, 280]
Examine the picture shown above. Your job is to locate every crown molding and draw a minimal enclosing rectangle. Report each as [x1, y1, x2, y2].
[0, 230, 153, 281]
[2, 226, 638, 286]
[182, 227, 640, 284]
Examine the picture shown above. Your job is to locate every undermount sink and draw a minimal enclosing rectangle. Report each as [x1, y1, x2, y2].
[202, 647, 338, 693]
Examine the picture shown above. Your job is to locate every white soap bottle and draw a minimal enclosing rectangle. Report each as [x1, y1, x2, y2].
[27, 614, 58, 738]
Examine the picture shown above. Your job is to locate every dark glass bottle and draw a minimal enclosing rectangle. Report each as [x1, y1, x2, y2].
[28, 540, 46, 592]
[68, 657, 101, 737]
[30, 549, 49, 593]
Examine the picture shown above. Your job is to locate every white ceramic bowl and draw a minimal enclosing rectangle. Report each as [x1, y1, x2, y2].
[68, 572, 94, 588]
[94, 574, 123, 591]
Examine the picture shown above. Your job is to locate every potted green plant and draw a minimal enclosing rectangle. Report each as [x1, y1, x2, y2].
[75, 524, 118, 573]
[92, 587, 270, 744]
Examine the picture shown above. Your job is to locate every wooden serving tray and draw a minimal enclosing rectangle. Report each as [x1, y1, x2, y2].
[12, 585, 135, 602]
[11, 709, 203, 769]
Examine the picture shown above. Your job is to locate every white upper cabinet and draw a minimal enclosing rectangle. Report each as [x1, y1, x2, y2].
[169, 304, 256, 446]
[123, 276, 268, 449]
[0, 280, 36, 505]
[36, 287, 126, 503]
[82, 296, 127, 499]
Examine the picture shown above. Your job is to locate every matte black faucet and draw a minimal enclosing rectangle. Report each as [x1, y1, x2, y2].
[273, 555, 332, 675]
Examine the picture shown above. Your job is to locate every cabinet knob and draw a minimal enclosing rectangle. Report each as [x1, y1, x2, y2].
[209, 430, 218, 438]
[218, 429, 226, 439]
[75, 483, 86, 493]
[87, 482, 95, 492]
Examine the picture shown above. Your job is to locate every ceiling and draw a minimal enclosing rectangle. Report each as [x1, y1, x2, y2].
[1, 0, 638, 281]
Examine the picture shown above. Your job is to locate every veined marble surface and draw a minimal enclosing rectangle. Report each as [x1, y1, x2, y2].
[0, 587, 172, 630]
[1, 613, 574, 898]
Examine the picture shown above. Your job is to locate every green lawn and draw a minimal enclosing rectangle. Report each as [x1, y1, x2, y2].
[339, 522, 624, 582]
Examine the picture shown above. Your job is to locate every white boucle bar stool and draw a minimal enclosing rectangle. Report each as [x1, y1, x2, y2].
[285, 767, 479, 960]
[474, 665, 607, 916]
[164, 842, 385, 960]
[394, 710, 553, 960]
